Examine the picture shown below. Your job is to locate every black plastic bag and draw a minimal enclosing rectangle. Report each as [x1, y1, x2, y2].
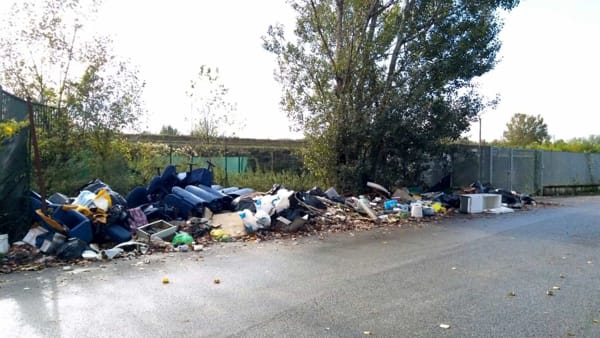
[56, 238, 90, 260]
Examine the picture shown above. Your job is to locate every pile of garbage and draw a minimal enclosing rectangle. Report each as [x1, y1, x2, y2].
[0, 165, 537, 274]
[463, 181, 536, 209]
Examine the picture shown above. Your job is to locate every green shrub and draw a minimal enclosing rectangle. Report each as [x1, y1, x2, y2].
[213, 169, 327, 192]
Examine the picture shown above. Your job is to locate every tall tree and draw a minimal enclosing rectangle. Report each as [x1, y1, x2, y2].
[503, 113, 550, 146]
[0, 0, 146, 193]
[264, 0, 519, 191]
[0, 0, 144, 134]
[186, 66, 241, 140]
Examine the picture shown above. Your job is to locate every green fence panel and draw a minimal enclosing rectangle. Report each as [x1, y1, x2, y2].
[0, 88, 31, 244]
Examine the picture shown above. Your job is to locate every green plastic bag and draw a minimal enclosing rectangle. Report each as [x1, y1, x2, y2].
[172, 232, 194, 246]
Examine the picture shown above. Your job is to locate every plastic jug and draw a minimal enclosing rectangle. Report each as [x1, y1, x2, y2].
[410, 203, 423, 218]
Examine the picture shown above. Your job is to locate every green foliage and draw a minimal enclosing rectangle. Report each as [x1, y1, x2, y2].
[527, 135, 600, 153]
[0, 120, 28, 143]
[217, 170, 326, 193]
[126, 142, 172, 187]
[503, 113, 550, 146]
[0, 0, 146, 195]
[264, 0, 519, 193]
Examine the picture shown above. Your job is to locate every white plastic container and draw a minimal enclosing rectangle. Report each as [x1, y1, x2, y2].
[0, 234, 9, 255]
[410, 203, 423, 218]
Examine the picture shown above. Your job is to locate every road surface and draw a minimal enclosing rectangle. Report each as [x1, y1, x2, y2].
[1, 196, 599, 337]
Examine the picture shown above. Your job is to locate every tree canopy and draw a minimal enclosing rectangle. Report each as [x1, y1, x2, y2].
[0, 0, 145, 135]
[502, 113, 550, 146]
[0, 0, 146, 193]
[264, 0, 520, 192]
[159, 125, 180, 136]
[186, 66, 241, 139]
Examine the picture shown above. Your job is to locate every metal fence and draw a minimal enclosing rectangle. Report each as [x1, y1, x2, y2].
[425, 145, 600, 195]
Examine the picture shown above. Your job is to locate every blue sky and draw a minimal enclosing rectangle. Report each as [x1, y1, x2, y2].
[2, 0, 598, 141]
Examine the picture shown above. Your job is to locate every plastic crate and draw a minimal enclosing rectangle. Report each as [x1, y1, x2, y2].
[136, 220, 177, 242]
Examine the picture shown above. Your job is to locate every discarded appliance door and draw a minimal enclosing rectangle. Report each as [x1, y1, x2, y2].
[459, 194, 501, 213]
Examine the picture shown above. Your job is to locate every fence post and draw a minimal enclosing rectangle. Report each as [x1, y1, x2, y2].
[489, 146, 494, 186]
[540, 150, 544, 196]
[27, 99, 47, 214]
[509, 148, 514, 191]
[478, 141, 482, 182]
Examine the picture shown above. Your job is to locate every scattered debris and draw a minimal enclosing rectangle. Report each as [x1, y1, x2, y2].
[213, 278, 221, 284]
[546, 290, 554, 296]
[439, 324, 451, 329]
[1, 171, 544, 274]
[507, 291, 516, 297]
[363, 331, 373, 335]
[162, 277, 169, 284]
[552, 286, 561, 290]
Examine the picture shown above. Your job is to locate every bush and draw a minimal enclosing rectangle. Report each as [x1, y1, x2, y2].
[213, 169, 327, 192]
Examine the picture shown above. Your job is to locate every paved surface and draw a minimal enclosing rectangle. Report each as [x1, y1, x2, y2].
[1, 196, 599, 337]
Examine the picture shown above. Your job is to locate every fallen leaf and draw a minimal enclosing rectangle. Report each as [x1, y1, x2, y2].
[440, 324, 450, 329]
[162, 277, 169, 284]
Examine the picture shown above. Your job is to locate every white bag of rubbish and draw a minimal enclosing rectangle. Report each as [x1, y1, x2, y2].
[255, 209, 272, 228]
[72, 190, 96, 208]
[274, 189, 294, 213]
[239, 209, 260, 232]
[255, 195, 276, 215]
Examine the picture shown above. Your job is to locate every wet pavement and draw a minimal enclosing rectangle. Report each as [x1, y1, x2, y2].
[1, 196, 599, 337]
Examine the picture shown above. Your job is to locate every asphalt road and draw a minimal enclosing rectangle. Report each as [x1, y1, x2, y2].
[1, 196, 599, 337]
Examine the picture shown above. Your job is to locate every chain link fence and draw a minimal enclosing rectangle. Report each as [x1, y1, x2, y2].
[425, 145, 600, 195]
